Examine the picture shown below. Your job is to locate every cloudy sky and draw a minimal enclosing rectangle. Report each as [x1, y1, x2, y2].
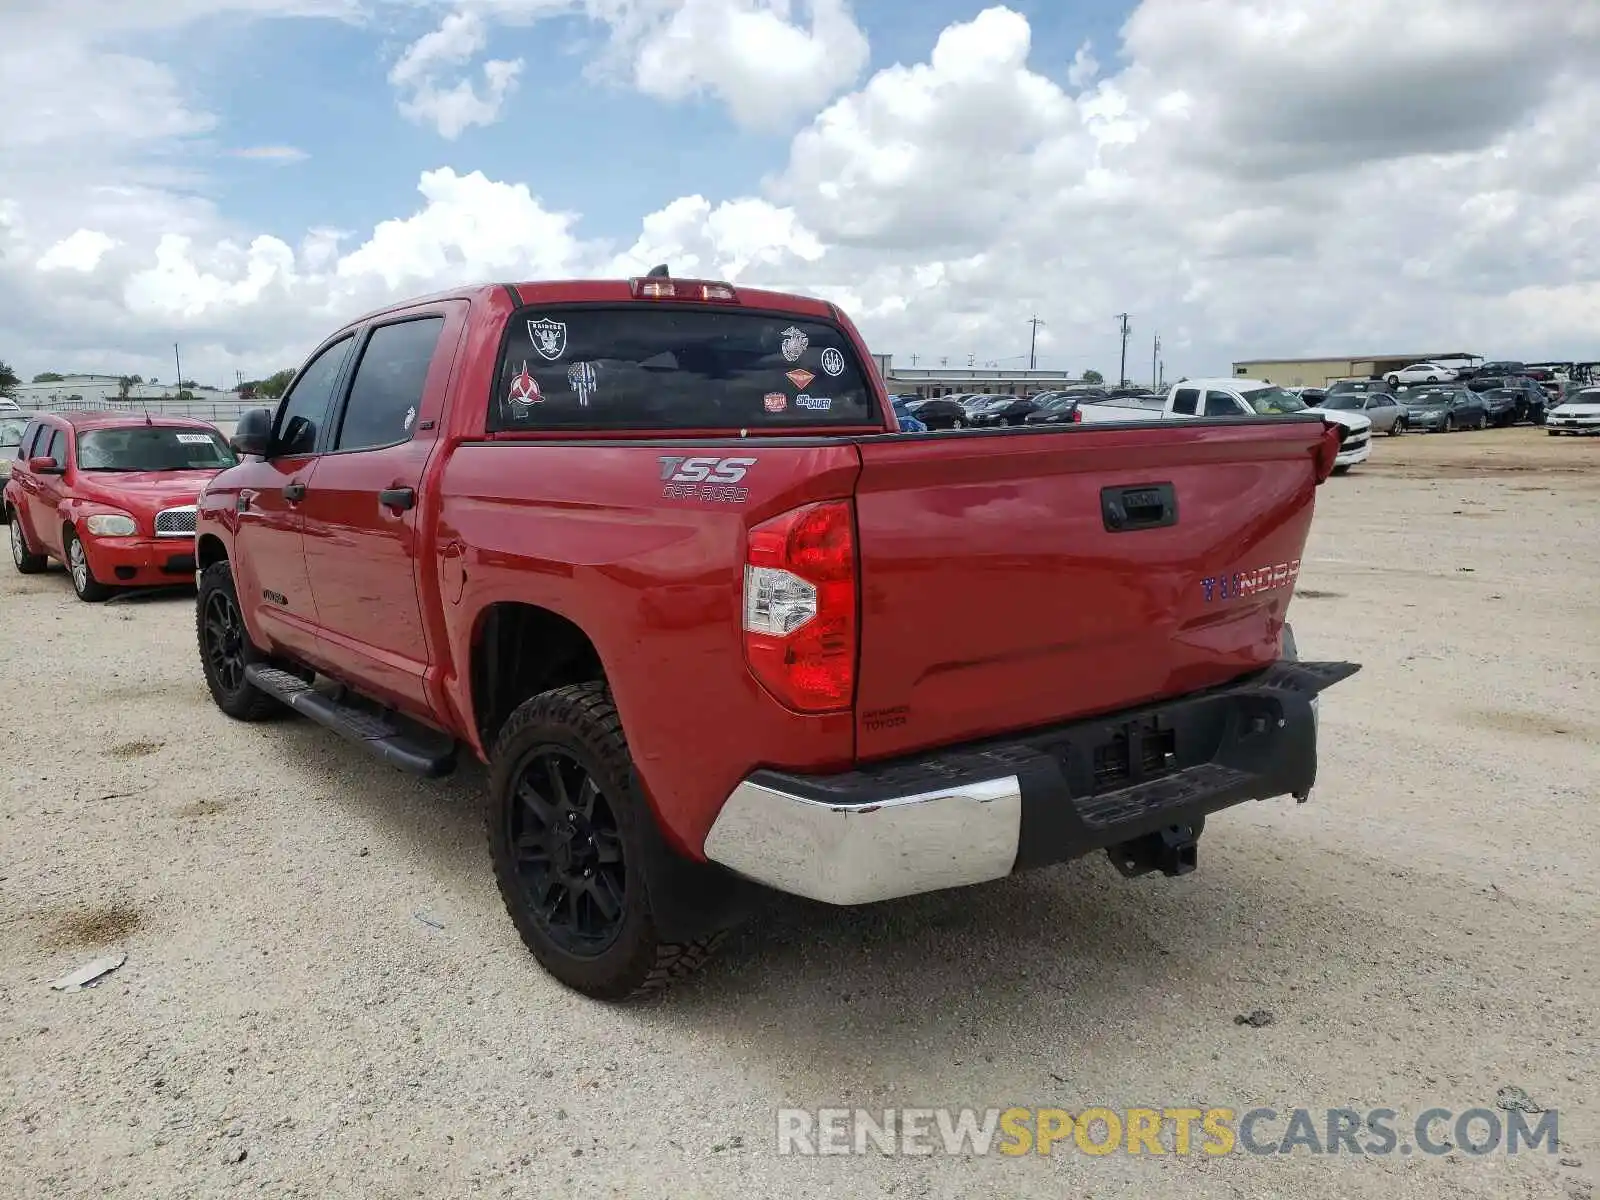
[1, 0, 1597, 388]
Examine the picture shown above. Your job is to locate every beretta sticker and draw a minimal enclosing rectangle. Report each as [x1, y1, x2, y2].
[764, 392, 787, 413]
[567, 361, 599, 406]
[507, 361, 543, 409]
[786, 368, 815, 390]
[780, 326, 808, 362]
[795, 394, 832, 412]
[820, 347, 846, 377]
[527, 317, 568, 361]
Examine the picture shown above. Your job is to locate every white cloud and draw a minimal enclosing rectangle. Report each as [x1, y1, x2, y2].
[4, 0, 1600, 388]
[37, 230, 117, 273]
[391, 0, 870, 133]
[389, 10, 525, 138]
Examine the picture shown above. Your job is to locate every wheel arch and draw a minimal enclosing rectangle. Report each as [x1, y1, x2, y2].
[468, 601, 608, 751]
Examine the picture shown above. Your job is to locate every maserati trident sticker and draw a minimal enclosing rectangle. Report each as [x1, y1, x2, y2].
[820, 347, 846, 377]
[779, 326, 808, 362]
[527, 317, 568, 361]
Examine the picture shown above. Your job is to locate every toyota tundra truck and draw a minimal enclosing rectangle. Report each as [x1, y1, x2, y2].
[193, 270, 1360, 999]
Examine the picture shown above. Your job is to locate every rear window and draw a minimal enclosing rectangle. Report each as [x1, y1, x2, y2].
[490, 306, 879, 431]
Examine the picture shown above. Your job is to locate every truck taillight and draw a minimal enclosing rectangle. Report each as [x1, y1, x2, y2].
[1070, 407, 1083, 423]
[630, 277, 739, 302]
[742, 500, 857, 713]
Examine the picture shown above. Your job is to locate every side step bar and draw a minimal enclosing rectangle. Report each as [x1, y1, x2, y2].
[244, 664, 456, 777]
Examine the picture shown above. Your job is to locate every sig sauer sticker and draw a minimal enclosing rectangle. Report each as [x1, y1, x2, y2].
[763, 392, 787, 413]
[820, 348, 845, 377]
[507, 361, 543, 410]
[567, 361, 598, 406]
[658, 455, 755, 505]
[527, 317, 568, 361]
[795, 394, 832, 412]
[780, 326, 808, 362]
[786, 368, 815, 390]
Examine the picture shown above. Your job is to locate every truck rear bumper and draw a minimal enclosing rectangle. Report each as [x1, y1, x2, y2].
[702, 659, 1360, 905]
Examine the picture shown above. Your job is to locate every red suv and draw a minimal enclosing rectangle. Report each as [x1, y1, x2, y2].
[4, 411, 235, 600]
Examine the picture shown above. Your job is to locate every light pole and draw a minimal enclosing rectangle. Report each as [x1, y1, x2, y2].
[1027, 316, 1046, 370]
[1151, 331, 1160, 391]
[1115, 314, 1131, 387]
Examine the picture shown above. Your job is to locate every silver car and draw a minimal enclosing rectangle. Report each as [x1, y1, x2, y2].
[1318, 390, 1408, 435]
[0, 413, 29, 491]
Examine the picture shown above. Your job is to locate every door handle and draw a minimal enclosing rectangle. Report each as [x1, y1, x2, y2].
[283, 481, 306, 502]
[1101, 482, 1177, 532]
[378, 487, 416, 511]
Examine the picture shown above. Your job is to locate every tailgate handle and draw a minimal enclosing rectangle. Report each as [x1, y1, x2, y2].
[1102, 483, 1177, 532]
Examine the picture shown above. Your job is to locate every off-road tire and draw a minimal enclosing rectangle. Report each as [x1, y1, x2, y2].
[196, 560, 283, 721]
[488, 681, 724, 1000]
[64, 527, 112, 601]
[9, 510, 47, 574]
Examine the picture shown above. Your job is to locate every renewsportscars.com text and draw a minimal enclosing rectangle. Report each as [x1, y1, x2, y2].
[776, 1106, 1559, 1158]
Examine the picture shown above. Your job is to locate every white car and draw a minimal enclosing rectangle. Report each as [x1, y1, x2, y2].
[1547, 387, 1600, 435]
[1385, 362, 1458, 386]
[0, 397, 21, 414]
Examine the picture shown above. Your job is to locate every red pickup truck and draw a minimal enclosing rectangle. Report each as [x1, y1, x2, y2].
[194, 271, 1359, 999]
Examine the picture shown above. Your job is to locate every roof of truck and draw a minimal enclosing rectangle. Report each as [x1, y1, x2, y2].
[343, 278, 840, 329]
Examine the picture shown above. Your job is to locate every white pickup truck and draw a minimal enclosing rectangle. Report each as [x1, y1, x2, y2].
[1078, 378, 1372, 473]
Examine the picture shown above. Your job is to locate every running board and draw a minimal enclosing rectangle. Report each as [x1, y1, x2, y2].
[244, 664, 456, 777]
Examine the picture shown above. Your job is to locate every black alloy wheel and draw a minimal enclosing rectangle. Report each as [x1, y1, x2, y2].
[505, 746, 628, 956]
[202, 587, 247, 695]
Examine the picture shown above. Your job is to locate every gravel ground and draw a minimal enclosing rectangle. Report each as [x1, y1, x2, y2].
[1, 426, 1595, 1199]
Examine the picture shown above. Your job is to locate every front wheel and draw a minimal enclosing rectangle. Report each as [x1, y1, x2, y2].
[1444, 414, 1456, 432]
[65, 528, 112, 601]
[196, 560, 283, 720]
[950, 418, 966, 430]
[488, 682, 723, 1000]
[10, 513, 47, 574]
[1389, 418, 1406, 436]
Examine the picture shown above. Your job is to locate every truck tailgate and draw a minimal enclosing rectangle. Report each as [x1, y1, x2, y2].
[851, 420, 1330, 759]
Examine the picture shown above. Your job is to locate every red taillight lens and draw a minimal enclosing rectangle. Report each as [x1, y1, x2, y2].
[629, 277, 739, 302]
[1070, 407, 1083, 423]
[742, 500, 857, 713]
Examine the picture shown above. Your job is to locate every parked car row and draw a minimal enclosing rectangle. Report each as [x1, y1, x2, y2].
[1292, 371, 1554, 433]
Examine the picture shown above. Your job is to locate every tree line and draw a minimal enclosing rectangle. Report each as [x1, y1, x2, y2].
[0, 361, 297, 401]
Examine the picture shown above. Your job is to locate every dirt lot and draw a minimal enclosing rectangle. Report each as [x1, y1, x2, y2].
[1, 427, 1595, 1199]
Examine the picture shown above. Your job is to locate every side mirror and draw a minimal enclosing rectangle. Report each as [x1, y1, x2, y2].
[29, 456, 63, 475]
[229, 407, 274, 457]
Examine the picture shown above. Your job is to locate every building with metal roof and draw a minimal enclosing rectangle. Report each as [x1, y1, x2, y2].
[1230, 353, 1481, 387]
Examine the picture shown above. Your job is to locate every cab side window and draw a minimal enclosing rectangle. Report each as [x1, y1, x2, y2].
[275, 335, 355, 456]
[1204, 390, 1241, 417]
[1171, 388, 1200, 415]
[334, 317, 445, 452]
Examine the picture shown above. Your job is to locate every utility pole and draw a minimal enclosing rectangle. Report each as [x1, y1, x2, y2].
[173, 343, 184, 395]
[910, 353, 919, 366]
[1114, 314, 1131, 387]
[1027, 316, 1046, 370]
[1159, 359, 1165, 389]
[1151, 331, 1161, 390]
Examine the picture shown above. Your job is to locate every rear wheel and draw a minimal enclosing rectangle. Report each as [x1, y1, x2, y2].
[65, 528, 112, 602]
[488, 682, 723, 1000]
[1444, 414, 1456, 432]
[1385, 375, 1400, 386]
[1389, 417, 1406, 436]
[10, 513, 46, 574]
[950, 418, 966, 430]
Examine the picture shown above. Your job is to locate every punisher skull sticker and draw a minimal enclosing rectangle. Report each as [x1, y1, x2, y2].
[527, 317, 568, 361]
[567, 361, 598, 406]
[779, 326, 808, 362]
